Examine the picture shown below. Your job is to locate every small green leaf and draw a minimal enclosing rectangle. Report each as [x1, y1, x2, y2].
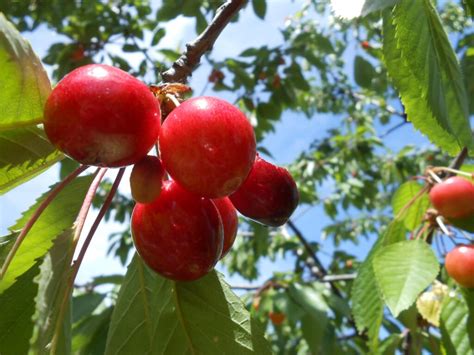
[0, 262, 40, 355]
[391, 181, 429, 231]
[72, 307, 112, 355]
[0, 14, 51, 129]
[351, 220, 406, 350]
[105, 256, 271, 355]
[0, 174, 95, 295]
[354, 55, 376, 89]
[151, 28, 166, 46]
[252, 0, 267, 19]
[440, 293, 474, 355]
[373, 239, 440, 317]
[0, 126, 63, 195]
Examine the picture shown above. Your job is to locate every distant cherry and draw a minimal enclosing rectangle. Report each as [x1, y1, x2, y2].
[159, 96, 256, 198]
[429, 176, 474, 218]
[445, 244, 474, 288]
[130, 155, 165, 203]
[131, 180, 223, 281]
[213, 197, 238, 258]
[269, 311, 285, 325]
[44, 64, 161, 167]
[230, 155, 299, 227]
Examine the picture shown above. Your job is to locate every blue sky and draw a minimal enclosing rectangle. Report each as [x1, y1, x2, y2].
[0, 1, 433, 287]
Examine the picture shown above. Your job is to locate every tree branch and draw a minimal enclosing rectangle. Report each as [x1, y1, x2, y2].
[161, 0, 246, 83]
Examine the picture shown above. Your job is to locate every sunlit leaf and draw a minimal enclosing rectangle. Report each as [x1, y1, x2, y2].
[373, 239, 439, 317]
[0, 13, 51, 129]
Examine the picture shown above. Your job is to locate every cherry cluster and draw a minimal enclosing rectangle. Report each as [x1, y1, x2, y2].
[43, 64, 299, 281]
[429, 176, 474, 288]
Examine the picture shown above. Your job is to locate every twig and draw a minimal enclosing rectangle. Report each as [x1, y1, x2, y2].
[448, 147, 468, 171]
[0, 165, 89, 278]
[161, 0, 245, 83]
[50, 168, 125, 354]
[380, 121, 408, 138]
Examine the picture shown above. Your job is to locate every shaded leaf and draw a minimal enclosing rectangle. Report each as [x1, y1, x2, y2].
[354, 55, 376, 89]
[0, 262, 40, 355]
[373, 239, 439, 317]
[0, 126, 63, 195]
[252, 0, 266, 19]
[0, 14, 51, 129]
[105, 256, 271, 355]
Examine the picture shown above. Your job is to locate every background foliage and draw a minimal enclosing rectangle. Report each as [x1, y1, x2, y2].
[0, 0, 474, 354]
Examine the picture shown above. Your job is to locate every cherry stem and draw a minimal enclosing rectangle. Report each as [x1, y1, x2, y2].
[50, 167, 124, 354]
[436, 216, 453, 236]
[427, 170, 443, 184]
[431, 166, 472, 179]
[395, 185, 429, 220]
[72, 168, 108, 245]
[0, 164, 89, 279]
[166, 93, 181, 108]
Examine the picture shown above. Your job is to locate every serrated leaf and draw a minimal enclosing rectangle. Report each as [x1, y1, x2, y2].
[351, 220, 406, 350]
[252, 0, 266, 19]
[73, 307, 112, 355]
[383, 2, 473, 155]
[391, 181, 429, 231]
[30, 229, 75, 355]
[72, 293, 106, 324]
[0, 126, 63, 195]
[354, 55, 376, 89]
[0, 174, 95, 295]
[373, 239, 439, 317]
[105, 256, 272, 355]
[461, 48, 474, 114]
[0, 262, 40, 355]
[440, 294, 474, 355]
[0, 13, 51, 129]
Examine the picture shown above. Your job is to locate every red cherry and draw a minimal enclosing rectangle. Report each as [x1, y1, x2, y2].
[361, 41, 370, 49]
[445, 244, 474, 288]
[230, 155, 299, 227]
[131, 180, 223, 281]
[429, 176, 474, 218]
[44, 64, 161, 167]
[269, 311, 285, 325]
[213, 197, 238, 258]
[159, 96, 256, 198]
[130, 155, 165, 203]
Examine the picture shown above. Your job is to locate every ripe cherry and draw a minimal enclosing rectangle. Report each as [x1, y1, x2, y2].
[445, 244, 474, 288]
[269, 311, 285, 325]
[230, 155, 299, 227]
[131, 180, 223, 281]
[213, 197, 238, 258]
[130, 155, 165, 203]
[44, 64, 161, 167]
[429, 176, 474, 218]
[361, 41, 370, 49]
[159, 96, 256, 198]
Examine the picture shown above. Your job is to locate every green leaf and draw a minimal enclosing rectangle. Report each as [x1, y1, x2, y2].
[288, 283, 331, 353]
[0, 174, 95, 295]
[73, 307, 112, 355]
[0, 13, 51, 129]
[383, 1, 473, 155]
[373, 239, 439, 317]
[354, 55, 376, 89]
[351, 220, 406, 350]
[29, 229, 75, 355]
[461, 48, 474, 114]
[105, 256, 272, 355]
[252, 0, 267, 19]
[440, 293, 474, 355]
[391, 181, 429, 231]
[0, 126, 63, 195]
[0, 262, 40, 355]
[72, 293, 106, 324]
[151, 28, 166, 46]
